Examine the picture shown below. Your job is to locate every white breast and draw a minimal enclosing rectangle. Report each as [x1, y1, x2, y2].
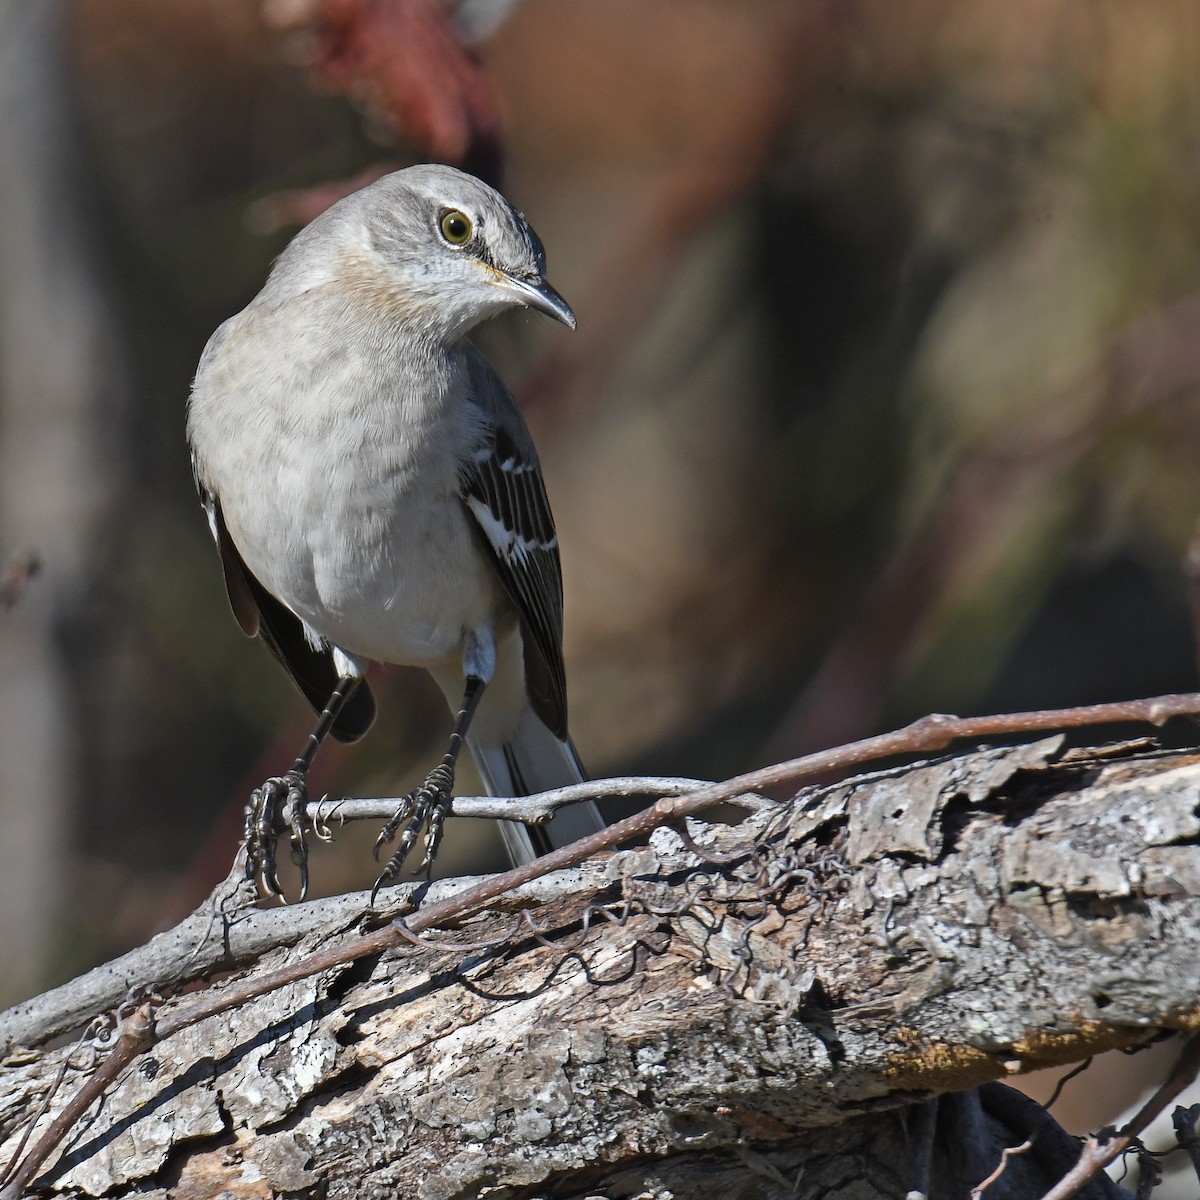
[188, 285, 507, 670]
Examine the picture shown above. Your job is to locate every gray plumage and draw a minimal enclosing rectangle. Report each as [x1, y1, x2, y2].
[188, 164, 601, 886]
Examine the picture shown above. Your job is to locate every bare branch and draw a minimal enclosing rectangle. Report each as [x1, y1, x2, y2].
[0, 1005, 155, 1199]
[0, 854, 629, 1056]
[972, 1137, 1036, 1198]
[1036, 1034, 1200, 1200]
[4, 691, 1200, 1196]
[316, 774, 773, 828]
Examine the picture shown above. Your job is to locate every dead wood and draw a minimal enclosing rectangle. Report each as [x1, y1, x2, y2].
[2, 734, 1198, 1199]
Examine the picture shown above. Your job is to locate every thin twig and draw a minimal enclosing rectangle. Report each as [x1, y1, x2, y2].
[0, 1005, 155, 1199]
[1036, 1033, 1200, 1200]
[0, 864, 616, 1055]
[1045, 1058, 1093, 1112]
[389, 915, 522, 954]
[10, 693, 1197, 1056]
[0, 1033, 89, 1190]
[5, 691, 1200, 1196]
[971, 1137, 1036, 1198]
[315, 775, 773, 827]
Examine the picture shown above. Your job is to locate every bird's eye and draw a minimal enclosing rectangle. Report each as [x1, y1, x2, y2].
[439, 209, 473, 245]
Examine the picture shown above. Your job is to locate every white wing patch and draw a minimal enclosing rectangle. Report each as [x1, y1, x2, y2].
[464, 493, 558, 558]
[459, 348, 569, 737]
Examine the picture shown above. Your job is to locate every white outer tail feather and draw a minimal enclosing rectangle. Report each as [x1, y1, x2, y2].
[430, 640, 605, 867]
[471, 703, 604, 865]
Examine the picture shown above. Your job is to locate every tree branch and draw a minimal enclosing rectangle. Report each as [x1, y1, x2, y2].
[317, 774, 773, 828]
[2, 694, 1199, 1197]
[1037, 1034, 1200, 1200]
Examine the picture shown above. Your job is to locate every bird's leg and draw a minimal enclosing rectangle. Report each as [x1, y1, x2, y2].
[246, 672, 360, 901]
[372, 674, 486, 901]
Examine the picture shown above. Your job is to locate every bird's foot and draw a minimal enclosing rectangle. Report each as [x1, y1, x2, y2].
[245, 769, 311, 901]
[371, 761, 455, 903]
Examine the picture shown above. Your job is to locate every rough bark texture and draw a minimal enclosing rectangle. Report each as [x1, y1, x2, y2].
[3, 736, 1198, 1198]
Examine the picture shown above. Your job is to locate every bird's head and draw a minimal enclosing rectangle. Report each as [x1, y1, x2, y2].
[342, 164, 576, 341]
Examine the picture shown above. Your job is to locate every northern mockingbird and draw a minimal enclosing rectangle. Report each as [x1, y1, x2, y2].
[188, 164, 602, 899]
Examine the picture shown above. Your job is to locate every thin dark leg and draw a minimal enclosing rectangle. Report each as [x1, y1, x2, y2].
[246, 672, 360, 901]
[292, 673, 359, 775]
[371, 674, 485, 903]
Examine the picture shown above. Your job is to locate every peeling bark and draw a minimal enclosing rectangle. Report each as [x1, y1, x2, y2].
[3, 737, 1197, 1198]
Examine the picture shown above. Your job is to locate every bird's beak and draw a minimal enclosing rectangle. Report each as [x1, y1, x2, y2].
[498, 272, 577, 330]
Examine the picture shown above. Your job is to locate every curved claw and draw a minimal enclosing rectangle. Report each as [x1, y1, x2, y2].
[243, 770, 312, 902]
[370, 864, 394, 908]
[418, 801, 449, 872]
[286, 779, 310, 903]
[263, 842, 285, 900]
[368, 769, 454, 904]
[312, 795, 344, 843]
[371, 829, 392, 863]
[372, 796, 413, 861]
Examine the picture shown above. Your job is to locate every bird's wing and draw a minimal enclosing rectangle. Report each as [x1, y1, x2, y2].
[194, 472, 376, 744]
[458, 348, 568, 738]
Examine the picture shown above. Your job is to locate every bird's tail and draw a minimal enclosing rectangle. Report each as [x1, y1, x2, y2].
[429, 646, 605, 866]
[469, 705, 604, 865]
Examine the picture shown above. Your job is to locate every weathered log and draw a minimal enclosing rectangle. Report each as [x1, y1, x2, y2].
[3, 736, 1197, 1198]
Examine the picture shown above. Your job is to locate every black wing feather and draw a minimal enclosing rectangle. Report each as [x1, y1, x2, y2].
[460, 413, 568, 739]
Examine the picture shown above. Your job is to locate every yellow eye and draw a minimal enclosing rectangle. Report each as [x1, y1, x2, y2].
[439, 209, 473, 245]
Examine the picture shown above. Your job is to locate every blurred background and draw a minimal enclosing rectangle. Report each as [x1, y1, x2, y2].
[1, 0, 1199, 1186]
